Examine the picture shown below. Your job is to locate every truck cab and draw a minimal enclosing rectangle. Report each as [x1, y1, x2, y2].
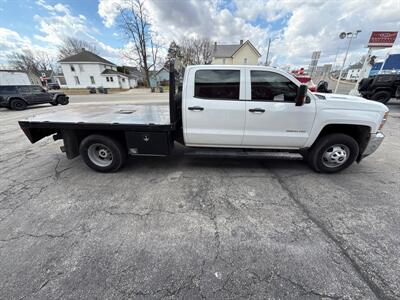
[19, 65, 389, 173]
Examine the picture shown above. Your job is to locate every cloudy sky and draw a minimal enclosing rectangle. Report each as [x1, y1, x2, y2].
[0, 0, 399, 68]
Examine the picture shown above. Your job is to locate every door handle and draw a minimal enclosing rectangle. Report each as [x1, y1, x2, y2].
[249, 108, 265, 113]
[188, 106, 204, 111]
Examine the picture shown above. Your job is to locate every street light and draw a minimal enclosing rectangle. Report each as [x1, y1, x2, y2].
[334, 30, 361, 93]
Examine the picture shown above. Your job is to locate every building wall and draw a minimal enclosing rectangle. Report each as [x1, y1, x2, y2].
[61, 62, 119, 88]
[0, 71, 31, 85]
[212, 57, 233, 65]
[129, 78, 138, 88]
[232, 45, 259, 65]
[157, 69, 169, 82]
[346, 69, 360, 81]
[101, 75, 129, 89]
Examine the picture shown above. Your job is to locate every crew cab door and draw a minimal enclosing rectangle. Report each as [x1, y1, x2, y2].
[31, 86, 52, 103]
[183, 68, 246, 146]
[17, 86, 34, 103]
[242, 70, 316, 148]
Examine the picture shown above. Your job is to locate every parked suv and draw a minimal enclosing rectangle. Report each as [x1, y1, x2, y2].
[0, 85, 69, 110]
[358, 74, 400, 104]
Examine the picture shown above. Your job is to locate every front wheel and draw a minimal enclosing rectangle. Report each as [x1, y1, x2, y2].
[371, 91, 391, 104]
[57, 95, 69, 105]
[79, 135, 127, 172]
[307, 134, 359, 173]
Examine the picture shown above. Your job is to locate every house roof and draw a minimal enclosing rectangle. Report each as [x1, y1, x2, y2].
[213, 40, 261, 58]
[348, 62, 363, 70]
[213, 45, 241, 58]
[122, 66, 144, 79]
[59, 49, 116, 65]
[101, 69, 129, 77]
[156, 67, 169, 75]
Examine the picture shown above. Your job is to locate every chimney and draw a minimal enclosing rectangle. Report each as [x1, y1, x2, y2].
[214, 42, 217, 51]
[240, 39, 243, 45]
[81, 48, 86, 52]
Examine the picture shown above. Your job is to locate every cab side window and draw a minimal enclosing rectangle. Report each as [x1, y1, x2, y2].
[31, 86, 44, 93]
[251, 71, 297, 102]
[0, 86, 17, 94]
[18, 86, 30, 93]
[195, 70, 240, 100]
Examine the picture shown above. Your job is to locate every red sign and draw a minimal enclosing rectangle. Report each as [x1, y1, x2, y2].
[368, 31, 398, 48]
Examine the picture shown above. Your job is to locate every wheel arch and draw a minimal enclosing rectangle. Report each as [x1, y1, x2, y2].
[371, 87, 394, 95]
[309, 124, 371, 161]
[9, 97, 28, 104]
[61, 130, 127, 159]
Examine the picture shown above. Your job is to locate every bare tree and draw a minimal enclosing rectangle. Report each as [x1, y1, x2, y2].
[178, 38, 213, 66]
[35, 50, 55, 71]
[7, 50, 38, 73]
[58, 37, 98, 59]
[7, 49, 55, 73]
[117, 0, 159, 86]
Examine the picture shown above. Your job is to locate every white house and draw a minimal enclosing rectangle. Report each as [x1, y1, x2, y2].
[0, 70, 41, 86]
[59, 49, 130, 89]
[346, 62, 364, 81]
[211, 40, 261, 65]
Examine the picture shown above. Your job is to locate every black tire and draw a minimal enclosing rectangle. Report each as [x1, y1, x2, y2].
[50, 101, 58, 106]
[57, 95, 69, 105]
[79, 135, 127, 172]
[10, 99, 27, 110]
[307, 134, 359, 173]
[371, 91, 391, 104]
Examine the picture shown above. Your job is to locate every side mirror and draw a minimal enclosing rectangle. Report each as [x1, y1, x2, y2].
[295, 84, 308, 106]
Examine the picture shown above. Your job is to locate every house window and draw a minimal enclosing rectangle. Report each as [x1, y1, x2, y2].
[110, 77, 114, 82]
[251, 71, 297, 102]
[122, 78, 125, 82]
[70, 65, 75, 72]
[74, 76, 80, 85]
[194, 70, 240, 100]
[222, 58, 226, 64]
[90, 76, 95, 84]
[106, 77, 110, 82]
[79, 64, 84, 72]
[244, 58, 248, 64]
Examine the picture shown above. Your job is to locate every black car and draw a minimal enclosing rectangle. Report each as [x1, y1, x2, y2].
[47, 82, 61, 90]
[358, 74, 400, 104]
[0, 85, 69, 110]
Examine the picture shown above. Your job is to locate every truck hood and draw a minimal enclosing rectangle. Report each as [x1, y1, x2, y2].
[314, 93, 388, 113]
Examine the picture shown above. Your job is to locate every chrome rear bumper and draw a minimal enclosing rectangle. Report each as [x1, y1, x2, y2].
[361, 131, 385, 158]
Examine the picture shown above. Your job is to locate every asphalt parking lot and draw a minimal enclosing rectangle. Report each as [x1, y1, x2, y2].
[1, 99, 400, 299]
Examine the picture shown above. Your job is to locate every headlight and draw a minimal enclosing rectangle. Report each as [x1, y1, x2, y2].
[379, 111, 389, 130]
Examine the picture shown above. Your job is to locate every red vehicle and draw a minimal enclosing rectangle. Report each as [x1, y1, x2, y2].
[294, 75, 317, 92]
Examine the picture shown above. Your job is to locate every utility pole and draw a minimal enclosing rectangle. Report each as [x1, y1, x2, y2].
[334, 30, 361, 94]
[265, 38, 271, 66]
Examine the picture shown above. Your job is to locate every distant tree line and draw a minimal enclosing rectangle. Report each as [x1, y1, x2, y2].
[7, 37, 98, 74]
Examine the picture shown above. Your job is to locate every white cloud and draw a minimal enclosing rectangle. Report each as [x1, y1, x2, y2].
[98, 0, 123, 28]
[32, 0, 122, 63]
[0, 27, 58, 66]
[98, 0, 400, 68]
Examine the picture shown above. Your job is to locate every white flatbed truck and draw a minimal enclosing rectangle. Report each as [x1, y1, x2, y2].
[19, 63, 388, 173]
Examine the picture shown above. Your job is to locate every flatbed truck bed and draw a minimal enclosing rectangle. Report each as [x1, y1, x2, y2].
[19, 104, 178, 166]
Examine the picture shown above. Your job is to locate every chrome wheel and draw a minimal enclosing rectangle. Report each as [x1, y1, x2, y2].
[322, 144, 350, 168]
[87, 143, 113, 167]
